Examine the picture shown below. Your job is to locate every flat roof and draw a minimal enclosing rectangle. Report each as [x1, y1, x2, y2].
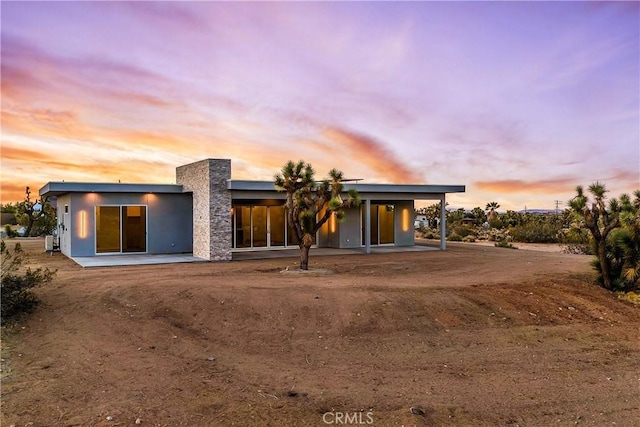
[39, 180, 466, 200]
[228, 180, 465, 201]
[40, 182, 185, 197]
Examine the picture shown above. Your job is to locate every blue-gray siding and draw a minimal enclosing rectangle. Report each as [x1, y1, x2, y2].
[59, 192, 192, 257]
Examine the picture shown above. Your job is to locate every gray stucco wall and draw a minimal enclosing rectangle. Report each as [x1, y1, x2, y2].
[176, 159, 231, 261]
[318, 206, 363, 249]
[317, 208, 337, 248]
[394, 200, 415, 246]
[339, 206, 363, 248]
[63, 192, 192, 257]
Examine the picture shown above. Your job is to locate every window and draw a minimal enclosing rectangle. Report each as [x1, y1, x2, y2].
[96, 206, 146, 253]
[231, 204, 303, 249]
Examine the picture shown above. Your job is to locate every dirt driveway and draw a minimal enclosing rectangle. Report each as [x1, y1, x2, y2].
[1, 239, 638, 426]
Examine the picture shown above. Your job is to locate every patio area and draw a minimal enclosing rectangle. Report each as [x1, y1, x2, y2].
[232, 244, 438, 261]
[71, 253, 208, 268]
[68, 244, 439, 267]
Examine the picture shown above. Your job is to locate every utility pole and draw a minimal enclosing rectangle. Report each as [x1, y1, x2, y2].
[554, 200, 562, 215]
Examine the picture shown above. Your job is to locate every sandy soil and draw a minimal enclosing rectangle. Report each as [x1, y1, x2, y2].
[1, 239, 638, 427]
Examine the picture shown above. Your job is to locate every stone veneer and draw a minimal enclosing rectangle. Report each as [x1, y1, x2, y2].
[176, 159, 232, 261]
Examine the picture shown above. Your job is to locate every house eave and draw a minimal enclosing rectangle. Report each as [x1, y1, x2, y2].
[39, 182, 185, 198]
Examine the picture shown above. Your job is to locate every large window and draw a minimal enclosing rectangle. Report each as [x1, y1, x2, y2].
[96, 206, 147, 254]
[252, 206, 268, 247]
[379, 205, 395, 244]
[234, 206, 251, 248]
[270, 206, 286, 247]
[231, 204, 302, 249]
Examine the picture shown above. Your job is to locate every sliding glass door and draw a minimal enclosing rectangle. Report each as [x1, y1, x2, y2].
[96, 206, 147, 254]
[361, 204, 395, 246]
[231, 204, 298, 249]
[96, 207, 121, 253]
[122, 206, 147, 252]
[270, 206, 286, 247]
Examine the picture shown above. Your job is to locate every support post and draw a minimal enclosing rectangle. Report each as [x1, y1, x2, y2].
[365, 199, 371, 254]
[440, 194, 446, 250]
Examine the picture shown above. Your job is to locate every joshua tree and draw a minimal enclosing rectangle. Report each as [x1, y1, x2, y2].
[275, 160, 360, 270]
[608, 190, 640, 289]
[419, 203, 443, 229]
[568, 182, 631, 290]
[470, 207, 487, 226]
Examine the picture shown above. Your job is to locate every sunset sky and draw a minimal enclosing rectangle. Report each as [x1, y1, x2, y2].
[1, 1, 638, 210]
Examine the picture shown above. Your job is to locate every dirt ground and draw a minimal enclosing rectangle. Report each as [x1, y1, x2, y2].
[1, 239, 638, 427]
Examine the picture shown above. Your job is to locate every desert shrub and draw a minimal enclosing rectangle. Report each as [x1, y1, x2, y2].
[617, 291, 640, 304]
[452, 225, 477, 238]
[462, 235, 476, 243]
[448, 232, 463, 241]
[560, 226, 593, 255]
[484, 229, 508, 242]
[3, 225, 17, 238]
[510, 222, 561, 243]
[488, 218, 504, 229]
[1, 240, 56, 324]
[495, 240, 517, 249]
[562, 244, 592, 255]
[420, 229, 440, 240]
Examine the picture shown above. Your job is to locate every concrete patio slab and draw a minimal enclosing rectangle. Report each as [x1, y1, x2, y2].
[232, 244, 438, 261]
[71, 253, 208, 268]
[70, 245, 439, 266]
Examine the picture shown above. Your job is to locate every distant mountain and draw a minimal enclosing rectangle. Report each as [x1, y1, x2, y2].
[440, 207, 565, 215]
[517, 209, 561, 214]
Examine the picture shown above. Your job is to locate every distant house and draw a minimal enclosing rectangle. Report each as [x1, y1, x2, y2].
[1, 212, 17, 226]
[414, 214, 427, 229]
[40, 159, 465, 261]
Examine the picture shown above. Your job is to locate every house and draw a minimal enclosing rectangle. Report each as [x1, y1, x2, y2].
[39, 159, 465, 261]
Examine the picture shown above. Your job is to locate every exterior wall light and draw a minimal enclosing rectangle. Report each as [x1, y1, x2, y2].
[402, 208, 410, 232]
[78, 210, 88, 239]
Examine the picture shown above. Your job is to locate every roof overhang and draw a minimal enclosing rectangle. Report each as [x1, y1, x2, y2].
[40, 182, 185, 198]
[227, 180, 465, 201]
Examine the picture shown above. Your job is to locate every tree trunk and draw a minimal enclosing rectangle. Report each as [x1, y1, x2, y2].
[25, 218, 35, 238]
[597, 240, 612, 289]
[300, 245, 310, 270]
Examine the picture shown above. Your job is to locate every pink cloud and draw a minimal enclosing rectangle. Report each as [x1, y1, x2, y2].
[322, 127, 422, 183]
[474, 178, 580, 194]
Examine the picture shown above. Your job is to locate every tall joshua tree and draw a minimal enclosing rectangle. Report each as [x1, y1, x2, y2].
[568, 182, 631, 290]
[615, 199, 640, 288]
[275, 160, 360, 270]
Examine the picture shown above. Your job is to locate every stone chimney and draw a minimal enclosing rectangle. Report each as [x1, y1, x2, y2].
[176, 159, 231, 261]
